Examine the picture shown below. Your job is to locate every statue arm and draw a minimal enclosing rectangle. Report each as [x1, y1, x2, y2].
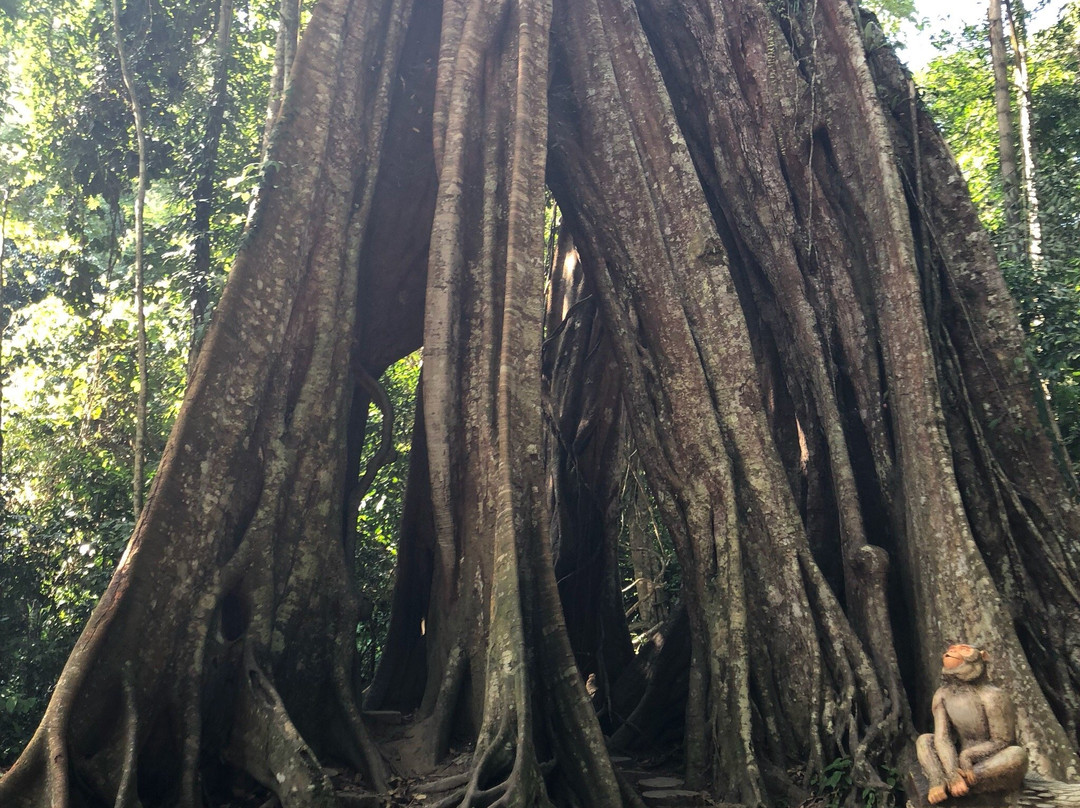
[959, 688, 1016, 769]
[959, 740, 1008, 771]
[932, 691, 960, 778]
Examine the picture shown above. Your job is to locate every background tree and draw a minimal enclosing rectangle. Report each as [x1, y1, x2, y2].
[990, 0, 1025, 262]
[111, 0, 150, 517]
[920, 0, 1080, 461]
[1004, 0, 1045, 270]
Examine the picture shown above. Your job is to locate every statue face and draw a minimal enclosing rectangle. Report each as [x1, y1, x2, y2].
[942, 644, 988, 680]
[943, 644, 977, 669]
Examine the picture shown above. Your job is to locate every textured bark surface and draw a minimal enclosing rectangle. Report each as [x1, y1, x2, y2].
[404, 1, 625, 802]
[866, 30, 1080, 760]
[2, 0, 1079, 806]
[542, 231, 637, 712]
[0, 0, 416, 802]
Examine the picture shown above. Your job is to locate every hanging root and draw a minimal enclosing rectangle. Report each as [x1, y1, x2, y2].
[849, 545, 912, 745]
[224, 643, 337, 808]
[798, 549, 901, 791]
[113, 677, 140, 808]
[331, 639, 391, 792]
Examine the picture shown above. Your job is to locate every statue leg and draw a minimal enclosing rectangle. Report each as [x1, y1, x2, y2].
[970, 746, 1029, 795]
[917, 733, 950, 804]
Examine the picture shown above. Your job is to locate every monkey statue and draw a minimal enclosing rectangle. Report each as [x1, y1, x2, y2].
[917, 644, 1029, 804]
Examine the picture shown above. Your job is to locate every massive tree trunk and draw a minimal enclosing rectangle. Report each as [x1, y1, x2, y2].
[865, 28, 1080, 754]
[3, 0, 1079, 806]
[0, 0, 419, 802]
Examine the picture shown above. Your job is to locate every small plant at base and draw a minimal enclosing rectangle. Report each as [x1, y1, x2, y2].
[811, 757, 854, 808]
[811, 758, 901, 808]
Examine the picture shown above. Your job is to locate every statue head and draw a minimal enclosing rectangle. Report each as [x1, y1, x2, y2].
[942, 644, 989, 682]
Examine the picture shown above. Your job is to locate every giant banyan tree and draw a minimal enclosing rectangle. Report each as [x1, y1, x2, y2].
[2, 0, 1079, 805]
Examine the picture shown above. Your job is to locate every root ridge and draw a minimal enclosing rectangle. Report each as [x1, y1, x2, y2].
[224, 643, 337, 808]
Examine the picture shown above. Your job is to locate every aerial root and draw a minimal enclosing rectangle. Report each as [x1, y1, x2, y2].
[849, 545, 911, 739]
[224, 643, 337, 808]
[426, 780, 511, 808]
[429, 788, 469, 808]
[799, 550, 896, 789]
[114, 677, 142, 808]
[425, 772, 474, 794]
[461, 714, 516, 808]
[0, 725, 51, 808]
[615, 767, 651, 808]
[426, 712, 547, 808]
[332, 638, 391, 792]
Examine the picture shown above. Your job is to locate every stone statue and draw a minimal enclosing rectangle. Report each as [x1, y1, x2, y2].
[917, 644, 1029, 804]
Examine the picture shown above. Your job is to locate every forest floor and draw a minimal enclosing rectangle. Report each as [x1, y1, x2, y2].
[0, 724, 722, 807]
[328, 756, 721, 808]
[327, 746, 724, 807]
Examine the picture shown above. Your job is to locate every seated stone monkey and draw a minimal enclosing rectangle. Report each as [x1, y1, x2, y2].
[917, 644, 1029, 804]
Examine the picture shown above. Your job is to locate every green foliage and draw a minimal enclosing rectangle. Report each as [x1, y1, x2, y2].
[0, 507, 132, 761]
[1027, 2, 1080, 458]
[811, 757, 854, 808]
[919, 1, 1080, 463]
[918, 31, 1002, 223]
[809, 757, 901, 808]
[0, 277, 187, 763]
[859, 0, 918, 36]
[0, 0, 279, 764]
[353, 353, 422, 683]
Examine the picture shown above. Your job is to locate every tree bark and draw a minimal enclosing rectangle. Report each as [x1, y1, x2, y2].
[865, 24, 1080, 752]
[0, 0, 418, 802]
[547, 0, 912, 797]
[406, 1, 626, 803]
[542, 229, 638, 715]
[4, 1, 1080, 806]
